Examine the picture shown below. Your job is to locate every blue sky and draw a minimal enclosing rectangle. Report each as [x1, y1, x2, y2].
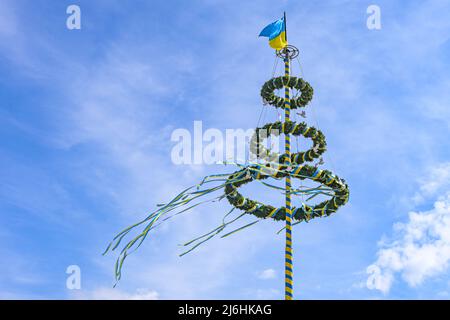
[1, 0, 450, 299]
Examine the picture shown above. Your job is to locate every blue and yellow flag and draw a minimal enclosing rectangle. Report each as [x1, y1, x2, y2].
[259, 17, 287, 50]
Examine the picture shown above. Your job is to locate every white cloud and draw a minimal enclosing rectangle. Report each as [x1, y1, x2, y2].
[367, 191, 450, 294]
[73, 288, 159, 300]
[255, 288, 280, 300]
[258, 268, 276, 280]
[412, 163, 450, 205]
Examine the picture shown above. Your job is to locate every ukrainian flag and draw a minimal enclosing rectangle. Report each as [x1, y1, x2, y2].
[259, 17, 287, 50]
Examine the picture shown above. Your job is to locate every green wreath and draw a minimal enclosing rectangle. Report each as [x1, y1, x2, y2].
[261, 76, 314, 109]
[249, 120, 326, 164]
[224, 164, 349, 222]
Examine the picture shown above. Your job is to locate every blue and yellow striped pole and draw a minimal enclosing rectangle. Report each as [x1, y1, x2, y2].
[282, 11, 294, 301]
[284, 53, 294, 300]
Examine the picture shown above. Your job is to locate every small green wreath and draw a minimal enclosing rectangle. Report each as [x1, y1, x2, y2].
[261, 76, 314, 109]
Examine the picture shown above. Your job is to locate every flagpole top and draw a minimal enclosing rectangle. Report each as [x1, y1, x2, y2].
[276, 45, 299, 60]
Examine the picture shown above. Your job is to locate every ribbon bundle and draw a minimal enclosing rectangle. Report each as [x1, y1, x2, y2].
[104, 74, 349, 283]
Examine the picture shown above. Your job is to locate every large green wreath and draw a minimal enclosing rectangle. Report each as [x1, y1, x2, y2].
[224, 164, 349, 222]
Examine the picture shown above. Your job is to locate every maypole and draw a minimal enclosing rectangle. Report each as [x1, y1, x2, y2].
[282, 11, 294, 300]
[104, 13, 350, 300]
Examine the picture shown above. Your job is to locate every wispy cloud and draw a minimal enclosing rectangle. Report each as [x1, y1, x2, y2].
[73, 287, 159, 300]
[258, 268, 277, 280]
[412, 163, 450, 205]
